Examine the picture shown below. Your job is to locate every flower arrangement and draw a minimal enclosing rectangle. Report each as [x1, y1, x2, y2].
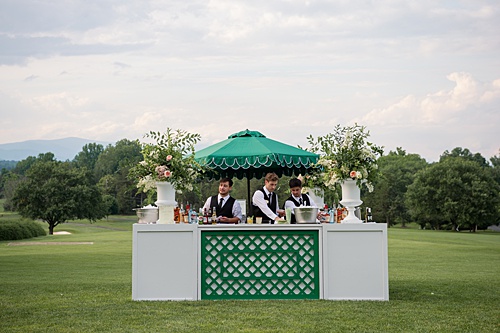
[130, 128, 205, 194]
[305, 124, 384, 192]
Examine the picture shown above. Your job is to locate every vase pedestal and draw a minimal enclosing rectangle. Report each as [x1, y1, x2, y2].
[155, 182, 177, 224]
[340, 179, 363, 223]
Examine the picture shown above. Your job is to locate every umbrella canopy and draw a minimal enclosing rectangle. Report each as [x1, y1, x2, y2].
[195, 129, 319, 215]
[195, 129, 319, 180]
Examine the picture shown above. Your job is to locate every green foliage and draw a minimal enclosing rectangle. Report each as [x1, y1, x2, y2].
[305, 124, 384, 192]
[0, 219, 46, 240]
[440, 147, 489, 167]
[129, 128, 205, 195]
[363, 148, 428, 226]
[490, 149, 500, 167]
[72, 142, 104, 172]
[94, 139, 142, 180]
[0, 160, 17, 171]
[12, 152, 56, 175]
[12, 160, 106, 234]
[406, 157, 500, 231]
[92, 139, 143, 213]
[0, 219, 498, 332]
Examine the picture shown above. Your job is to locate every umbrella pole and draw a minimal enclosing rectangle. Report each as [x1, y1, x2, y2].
[247, 177, 252, 217]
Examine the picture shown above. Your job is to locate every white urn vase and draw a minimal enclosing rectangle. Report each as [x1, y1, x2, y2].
[308, 187, 325, 208]
[155, 181, 177, 224]
[340, 179, 363, 223]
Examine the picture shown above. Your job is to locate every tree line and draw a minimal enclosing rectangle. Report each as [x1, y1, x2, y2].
[0, 140, 499, 233]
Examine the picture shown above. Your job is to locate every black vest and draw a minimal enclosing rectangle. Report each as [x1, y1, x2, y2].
[283, 194, 311, 224]
[209, 196, 236, 218]
[252, 188, 276, 223]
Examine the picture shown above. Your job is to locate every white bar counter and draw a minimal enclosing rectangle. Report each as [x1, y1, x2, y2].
[132, 223, 388, 301]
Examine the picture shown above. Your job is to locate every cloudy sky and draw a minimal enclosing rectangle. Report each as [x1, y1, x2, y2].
[1, 0, 499, 162]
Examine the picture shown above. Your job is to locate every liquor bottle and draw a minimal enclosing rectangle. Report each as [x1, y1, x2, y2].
[185, 202, 190, 223]
[211, 207, 217, 225]
[366, 207, 373, 223]
[178, 203, 183, 223]
[203, 208, 209, 225]
[329, 207, 335, 223]
[174, 206, 180, 223]
[323, 204, 329, 223]
[190, 206, 197, 224]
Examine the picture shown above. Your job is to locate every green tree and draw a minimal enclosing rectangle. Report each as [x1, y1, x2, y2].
[406, 157, 500, 231]
[73, 143, 104, 176]
[363, 148, 428, 226]
[440, 147, 489, 167]
[12, 160, 106, 234]
[13, 152, 56, 175]
[0, 160, 17, 171]
[94, 139, 143, 214]
[488, 150, 500, 225]
[3, 153, 57, 211]
[94, 139, 142, 179]
[2, 172, 21, 211]
[490, 149, 500, 168]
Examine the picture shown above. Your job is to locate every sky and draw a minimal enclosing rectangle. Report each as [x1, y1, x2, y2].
[1, 0, 499, 162]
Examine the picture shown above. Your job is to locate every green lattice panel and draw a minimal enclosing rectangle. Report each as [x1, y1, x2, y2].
[200, 229, 320, 300]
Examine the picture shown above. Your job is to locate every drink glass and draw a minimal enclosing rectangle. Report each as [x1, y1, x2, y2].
[285, 208, 292, 222]
[246, 216, 253, 224]
[256, 217, 262, 224]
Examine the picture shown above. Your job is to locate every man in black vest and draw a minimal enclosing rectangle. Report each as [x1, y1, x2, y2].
[283, 178, 318, 223]
[203, 178, 242, 224]
[251, 172, 285, 224]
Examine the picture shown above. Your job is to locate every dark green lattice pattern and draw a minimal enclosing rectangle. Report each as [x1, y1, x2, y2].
[201, 230, 320, 300]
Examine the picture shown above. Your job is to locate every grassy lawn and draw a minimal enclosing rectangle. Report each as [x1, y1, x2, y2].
[1, 217, 499, 332]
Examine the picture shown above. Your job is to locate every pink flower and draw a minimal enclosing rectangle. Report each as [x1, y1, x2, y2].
[350, 171, 357, 178]
[164, 170, 172, 177]
[166, 155, 173, 161]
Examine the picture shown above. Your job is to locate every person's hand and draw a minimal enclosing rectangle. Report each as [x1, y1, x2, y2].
[219, 216, 228, 223]
[277, 209, 285, 217]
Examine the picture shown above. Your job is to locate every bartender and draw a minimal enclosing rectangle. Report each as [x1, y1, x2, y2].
[203, 178, 242, 224]
[251, 172, 285, 223]
[283, 177, 318, 223]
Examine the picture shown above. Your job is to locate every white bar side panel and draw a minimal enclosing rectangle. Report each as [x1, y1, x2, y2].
[323, 224, 388, 300]
[132, 224, 197, 301]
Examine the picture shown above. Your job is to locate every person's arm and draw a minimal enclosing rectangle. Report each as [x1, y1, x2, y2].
[252, 190, 278, 221]
[232, 200, 243, 222]
[202, 197, 212, 213]
[275, 197, 285, 219]
[284, 200, 296, 214]
[218, 200, 242, 223]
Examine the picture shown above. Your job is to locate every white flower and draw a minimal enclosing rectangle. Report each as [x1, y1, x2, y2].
[305, 124, 383, 191]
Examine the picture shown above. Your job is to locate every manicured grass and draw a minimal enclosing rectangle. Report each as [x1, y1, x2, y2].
[1, 217, 499, 332]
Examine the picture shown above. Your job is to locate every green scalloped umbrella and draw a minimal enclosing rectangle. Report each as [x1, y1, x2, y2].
[195, 129, 319, 213]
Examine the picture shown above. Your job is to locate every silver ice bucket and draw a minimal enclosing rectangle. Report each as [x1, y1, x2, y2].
[134, 205, 159, 224]
[293, 207, 319, 223]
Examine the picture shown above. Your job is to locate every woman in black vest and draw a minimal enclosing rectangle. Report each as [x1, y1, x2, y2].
[283, 178, 318, 223]
[202, 178, 242, 224]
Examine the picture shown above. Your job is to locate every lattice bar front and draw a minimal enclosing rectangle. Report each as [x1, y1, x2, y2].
[200, 229, 320, 300]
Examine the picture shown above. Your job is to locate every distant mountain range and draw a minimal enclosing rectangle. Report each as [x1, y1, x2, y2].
[0, 137, 110, 161]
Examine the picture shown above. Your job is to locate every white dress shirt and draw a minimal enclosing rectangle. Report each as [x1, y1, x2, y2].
[203, 195, 243, 222]
[252, 188, 279, 220]
[284, 194, 317, 214]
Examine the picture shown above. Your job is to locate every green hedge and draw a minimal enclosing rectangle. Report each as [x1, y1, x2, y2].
[0, 220, 46, 241]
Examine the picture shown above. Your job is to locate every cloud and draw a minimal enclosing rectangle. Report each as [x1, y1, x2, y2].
[360, 72, 500, 126]
[0, 0, 499, 163]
